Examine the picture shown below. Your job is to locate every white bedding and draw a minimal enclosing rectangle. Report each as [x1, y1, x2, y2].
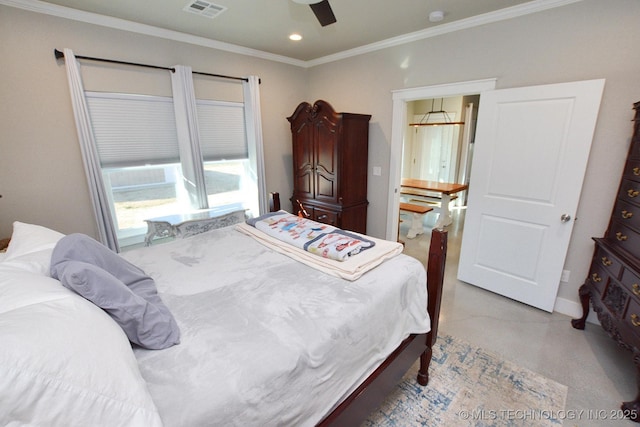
[122, 224, 430, 426]
[0, 222, 163, 427]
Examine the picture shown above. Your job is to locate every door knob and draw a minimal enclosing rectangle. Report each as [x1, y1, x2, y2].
[560, 214, 572, 223]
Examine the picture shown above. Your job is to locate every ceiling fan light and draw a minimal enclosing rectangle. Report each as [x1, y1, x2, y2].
[429, 10, 445, 22]
[289, 33, 303, 41]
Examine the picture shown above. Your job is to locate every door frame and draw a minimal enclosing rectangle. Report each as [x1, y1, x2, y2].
[385, 78, 497, 240]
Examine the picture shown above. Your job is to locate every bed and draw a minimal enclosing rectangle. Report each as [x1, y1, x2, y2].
[0, 207, 447, 426]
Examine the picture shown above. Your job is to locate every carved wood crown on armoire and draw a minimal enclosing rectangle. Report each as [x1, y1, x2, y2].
[288, 100, 371, 234]
[572, 101, 640, 421]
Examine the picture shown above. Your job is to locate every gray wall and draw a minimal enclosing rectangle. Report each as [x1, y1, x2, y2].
[2, 0, 640, 313]
[0, 5, 306, 239]
[305, 0, 640, 312]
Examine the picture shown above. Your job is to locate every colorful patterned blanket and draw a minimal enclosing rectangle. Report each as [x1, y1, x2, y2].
[246, 211, 375, 262]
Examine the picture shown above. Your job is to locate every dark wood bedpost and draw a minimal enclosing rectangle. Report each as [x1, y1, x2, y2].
[418, 227, 448, 386]
[269, 192, 281, 212]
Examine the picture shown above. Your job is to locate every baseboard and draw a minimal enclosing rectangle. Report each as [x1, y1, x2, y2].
[553, 296, 600, 325]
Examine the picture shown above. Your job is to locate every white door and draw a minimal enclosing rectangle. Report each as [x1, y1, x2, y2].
[457, 79, 605, 312]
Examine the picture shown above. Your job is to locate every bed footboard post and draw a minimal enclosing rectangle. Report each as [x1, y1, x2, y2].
[269, 192, 281, 212]
[417, 347, 432, 386]
[418, 227, 447, 386]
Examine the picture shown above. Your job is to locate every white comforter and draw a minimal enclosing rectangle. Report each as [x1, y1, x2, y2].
[122, 225, 429, 427]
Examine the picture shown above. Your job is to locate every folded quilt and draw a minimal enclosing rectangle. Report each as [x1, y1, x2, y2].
[246, 211, 374, 262]
[237, 218, 403, 281]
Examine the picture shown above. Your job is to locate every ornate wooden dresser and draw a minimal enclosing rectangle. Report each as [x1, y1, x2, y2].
[288, 100, 371, 234]
[572, 101, 640, 420]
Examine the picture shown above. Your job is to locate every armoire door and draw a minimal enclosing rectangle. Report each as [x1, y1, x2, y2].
[292, 120, 314, 200]
[314, 112, 339, 204]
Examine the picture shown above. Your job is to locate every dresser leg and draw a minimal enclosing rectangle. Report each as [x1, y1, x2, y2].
[622, 352, 640, 422]
[571, 283, 591, 330]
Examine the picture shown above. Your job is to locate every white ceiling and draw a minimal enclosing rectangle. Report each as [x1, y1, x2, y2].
[10, 0, 580, 64]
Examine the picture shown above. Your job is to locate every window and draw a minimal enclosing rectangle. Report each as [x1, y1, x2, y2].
[62, 51, 265, 252]
[196, 100, 254, 209]
[86, 92, 257, 247]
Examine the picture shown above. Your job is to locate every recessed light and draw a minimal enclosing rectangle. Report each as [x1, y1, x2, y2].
[289, 33, 303, 41]
[429, 10, 444, 22]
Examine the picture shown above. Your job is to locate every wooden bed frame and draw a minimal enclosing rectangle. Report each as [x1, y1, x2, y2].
[268, 193, 448, 426]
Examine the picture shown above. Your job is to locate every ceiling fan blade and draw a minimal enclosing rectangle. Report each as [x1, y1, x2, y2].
[309, 0, 336, 27]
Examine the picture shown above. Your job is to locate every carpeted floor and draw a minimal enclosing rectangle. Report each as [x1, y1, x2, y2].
[363, 335, 568, 427]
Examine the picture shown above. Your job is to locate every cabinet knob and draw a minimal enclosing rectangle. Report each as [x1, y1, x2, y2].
[633, 284, 640, 296]
[591, 273, 602, 283]
[622, 210, 634, 219]
[633, 167, 640, 176]
[616, 232, 628, 242]
[632, 314, 640, 327]
[627, 189, 640, 198]
[601, 256, 613, 267]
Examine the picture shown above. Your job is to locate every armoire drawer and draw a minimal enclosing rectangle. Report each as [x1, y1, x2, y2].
[588, 260, 611, 295]
[625, 298, 640, 339]
[613, 198, 640, 231]
[311, 207, 338, 227]
[624, 158, 640, 183]
[622, 268, 640, 299]
[618, 179, 640, 206]
[607, 221, 640, 260]
[596, 246, 623, 278]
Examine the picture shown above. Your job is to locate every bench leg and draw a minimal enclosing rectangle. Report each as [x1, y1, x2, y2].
[406, 213, 425, 239]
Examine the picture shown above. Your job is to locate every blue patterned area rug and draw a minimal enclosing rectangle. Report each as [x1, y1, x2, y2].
[363, 335, 568, 427]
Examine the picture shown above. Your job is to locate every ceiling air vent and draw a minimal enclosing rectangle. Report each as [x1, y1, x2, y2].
[183, 0, 227, 19]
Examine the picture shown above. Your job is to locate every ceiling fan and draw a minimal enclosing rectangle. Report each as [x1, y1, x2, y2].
[292, 0, 337, 27]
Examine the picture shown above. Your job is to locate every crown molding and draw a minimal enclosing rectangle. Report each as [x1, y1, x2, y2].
[0, 0, 307, 67]
[2, 0, 583, 69]
[306, 0, 583, 67]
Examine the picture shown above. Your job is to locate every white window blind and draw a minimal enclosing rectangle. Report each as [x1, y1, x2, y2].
[86, 92, 180, 168]
[196, 100, 248, 161]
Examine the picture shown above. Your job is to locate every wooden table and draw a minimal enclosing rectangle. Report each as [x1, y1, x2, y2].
[400, 179, 468, 228]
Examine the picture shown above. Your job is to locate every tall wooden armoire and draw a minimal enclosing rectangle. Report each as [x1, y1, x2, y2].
[288, 100, 371, 234]
[572, 101, 640, 420]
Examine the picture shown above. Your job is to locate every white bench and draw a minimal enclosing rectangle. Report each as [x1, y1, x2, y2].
[399, 202, 434, 239]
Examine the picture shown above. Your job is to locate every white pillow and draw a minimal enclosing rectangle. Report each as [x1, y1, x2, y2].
[0, 264, 75, 314]
[3, 222, 65, 275]
[0, 268, 163, 426]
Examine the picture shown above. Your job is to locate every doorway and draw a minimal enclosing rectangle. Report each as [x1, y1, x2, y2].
[385, 79, 497, 241]
[403, 95, 479, 208]
[389, 78, 604, 312]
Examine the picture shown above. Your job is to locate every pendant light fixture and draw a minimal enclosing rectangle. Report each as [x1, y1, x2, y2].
[410, 98, 465, 127]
